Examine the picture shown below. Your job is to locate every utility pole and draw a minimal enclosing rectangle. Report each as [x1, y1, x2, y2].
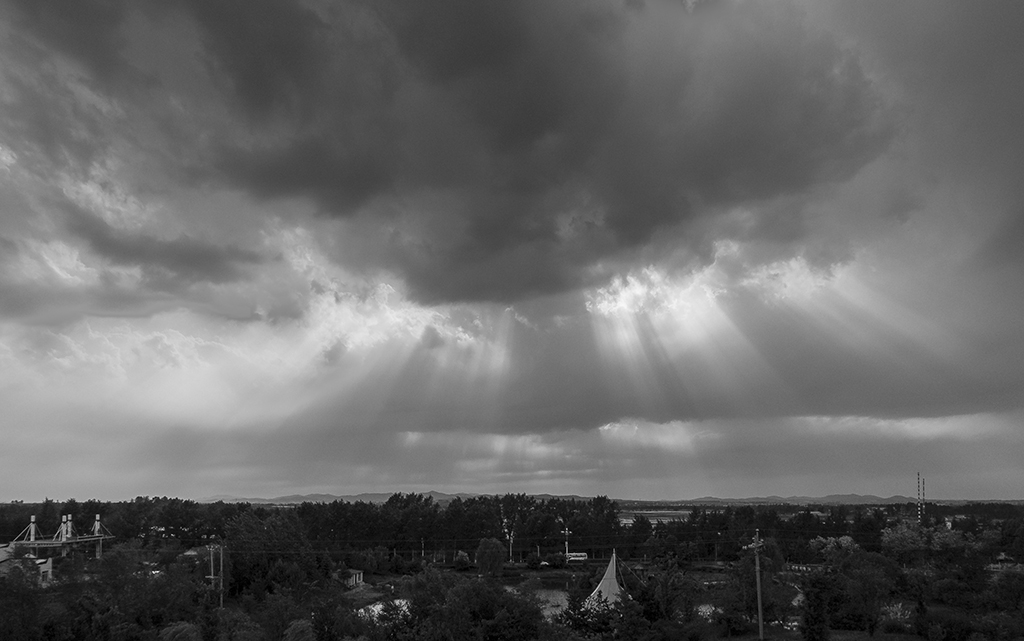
[745, 530, 765, 641]
[207, 543, 225, 608]
[561, 524, 571, 556]
[208, 545, 215, 590]
[219, 543, 224, 609]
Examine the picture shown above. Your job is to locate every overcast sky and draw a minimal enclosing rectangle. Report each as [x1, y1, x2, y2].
[1, 0, 1023, 502]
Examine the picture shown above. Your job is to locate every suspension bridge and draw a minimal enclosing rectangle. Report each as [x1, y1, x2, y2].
[8, 514, 114, 557]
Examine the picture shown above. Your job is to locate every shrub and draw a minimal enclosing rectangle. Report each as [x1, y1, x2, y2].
[881, 619, 908, 634]
[282, 619, 315, 641]
[159, 622, 201, 641]
[800, 572, 833, 641]
[923, 610, 975, 641]
[677, 621, 709, 641]
[976, 611, 1023, 641]
[526, 552, 542, 570]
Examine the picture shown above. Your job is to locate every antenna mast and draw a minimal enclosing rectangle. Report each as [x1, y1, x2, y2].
[921, 468, 929, 524]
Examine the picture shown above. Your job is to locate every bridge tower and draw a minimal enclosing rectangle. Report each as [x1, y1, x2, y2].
[92, 515, 106, 559]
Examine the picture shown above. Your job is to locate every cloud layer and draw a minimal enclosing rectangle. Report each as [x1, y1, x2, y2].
[1, 0, 1023, 501]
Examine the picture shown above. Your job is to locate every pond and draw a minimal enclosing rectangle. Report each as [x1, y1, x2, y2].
[533, 589, 568, 618]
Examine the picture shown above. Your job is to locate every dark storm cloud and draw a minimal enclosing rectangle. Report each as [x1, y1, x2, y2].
[981, 212, 1024, 267]
[285, 2, 885, 301]
[8, 0, 131, 84]
[5, 0, 892, 303]
[0, 280, 164, 326]
[179, 0, 405, 210]
[187, 0, 891, 302]
[182, 0, 330, 122]
[821, 0, 1024, 262]
[0, 57, 107, 172]
[0, 234, 17, 255]
[61, 201, 265, 285]
[218, 136, 396, 214]
[0, 238, 178, 324]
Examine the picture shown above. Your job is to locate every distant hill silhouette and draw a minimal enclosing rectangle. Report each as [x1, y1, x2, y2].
[201, 491, 927, 505]
[201, 490, 475, 505]
[681, 494, 917, 505]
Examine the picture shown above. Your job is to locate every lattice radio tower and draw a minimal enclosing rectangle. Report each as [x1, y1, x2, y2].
[917, 472, 926, 525]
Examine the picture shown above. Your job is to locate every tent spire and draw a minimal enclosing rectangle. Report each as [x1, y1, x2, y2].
[586, 549, 624, 607]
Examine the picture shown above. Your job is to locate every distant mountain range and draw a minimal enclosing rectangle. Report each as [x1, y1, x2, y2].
[679, 494, 918, 505]
[200, 491, 934, 506]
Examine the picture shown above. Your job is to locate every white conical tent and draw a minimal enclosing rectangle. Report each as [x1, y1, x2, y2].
[585, 549, 623, 607]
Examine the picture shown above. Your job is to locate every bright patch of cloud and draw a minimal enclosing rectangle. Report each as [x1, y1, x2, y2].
[742, 256, 839, 302]
[60, 162, 154, 231]
[598, 420, 702, 452]
[585, 264, 724, 318]
[16, 240, 101, 286]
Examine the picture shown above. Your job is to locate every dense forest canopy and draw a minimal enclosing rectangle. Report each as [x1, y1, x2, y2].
[3, 494, 1024, 640]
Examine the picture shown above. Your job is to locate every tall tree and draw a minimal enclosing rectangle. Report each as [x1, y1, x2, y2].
[476, 538, 505, 577]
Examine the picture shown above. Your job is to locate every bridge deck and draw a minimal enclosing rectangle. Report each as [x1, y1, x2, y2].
[12, 534, 114, 548]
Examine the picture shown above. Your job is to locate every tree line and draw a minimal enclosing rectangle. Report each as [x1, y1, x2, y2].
[4, 495, 1024, 640]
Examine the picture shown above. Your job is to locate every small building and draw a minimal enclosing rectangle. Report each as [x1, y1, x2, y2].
[987, 553, 1024, 574]
[333, 568, 364, 588]
[345, 569, 364, 588]
[784, 562, 826, 574]
[0, 545, 54, 586]
[37, 557, 53, 585]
